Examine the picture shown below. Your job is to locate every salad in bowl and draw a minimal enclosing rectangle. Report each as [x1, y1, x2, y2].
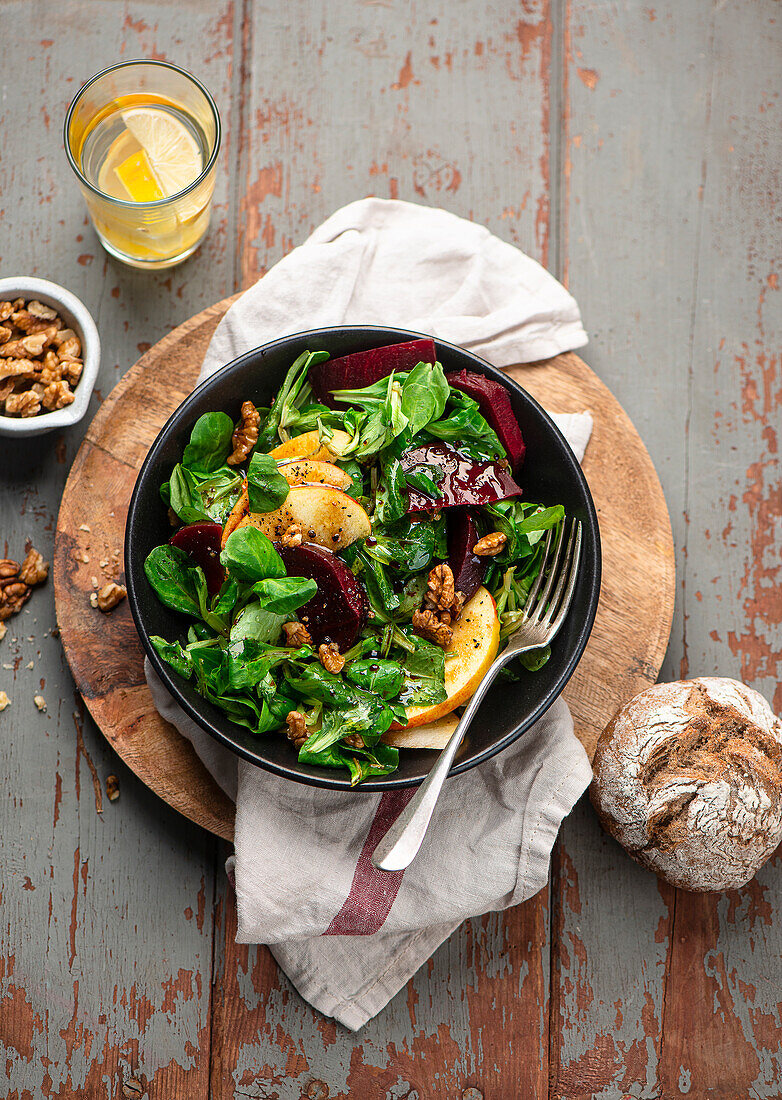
[141, 337, 571, 785]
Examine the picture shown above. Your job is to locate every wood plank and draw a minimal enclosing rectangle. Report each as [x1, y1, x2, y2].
[553, 1, 782, 1096]
[0, 2, 237, 1094]
[210, 874, 550, 1098]
[218, 0, 556, 1093]
[657, 1, 782, 1094]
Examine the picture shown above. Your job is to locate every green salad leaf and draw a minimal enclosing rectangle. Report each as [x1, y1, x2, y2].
[246, 451, 290, 514]
[220, 527, 285, 584]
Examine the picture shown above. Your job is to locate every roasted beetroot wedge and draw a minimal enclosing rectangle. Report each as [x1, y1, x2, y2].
[275, 541, 368, 650]
[447, 509, 486, 603]
[170, 522, 225, 597]
[399, 442, 522, 513]
[446, 369, 526, 471]
[309, 338, 437, 407]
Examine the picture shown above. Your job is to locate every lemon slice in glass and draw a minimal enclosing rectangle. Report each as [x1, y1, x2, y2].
[113, 149, 165, 203]
[120, 107, 202, 197]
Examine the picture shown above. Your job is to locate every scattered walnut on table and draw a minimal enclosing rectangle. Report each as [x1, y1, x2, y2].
[18, 548, 49, 587]
[0, 559, 19, 579]
[283, 620, 311, 647]
[96, 582, 126, 612]
[285, 710, 308, 749]
[412, 608, 453, 649]
[34, 694, 46, 712]
[319, 641, 344, 673]
[227, 400, 260, 465]
[0, 582, 30, 620]
[0, 691, 10, 711]
[105, 774, 120, 802]
[473, 531, 507, 556]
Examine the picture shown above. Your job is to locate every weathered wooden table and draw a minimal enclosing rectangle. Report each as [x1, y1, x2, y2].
[2, 3, 779, 1097]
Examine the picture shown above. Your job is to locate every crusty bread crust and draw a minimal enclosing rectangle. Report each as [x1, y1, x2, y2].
[590, 677, 782, 891]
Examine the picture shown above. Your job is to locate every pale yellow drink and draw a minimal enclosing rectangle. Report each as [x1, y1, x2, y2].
[65, 63, 220, 269]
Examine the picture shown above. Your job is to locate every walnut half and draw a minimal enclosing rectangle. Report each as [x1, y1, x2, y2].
[227, 400, 260, 465]
[412, 608, 453, 649]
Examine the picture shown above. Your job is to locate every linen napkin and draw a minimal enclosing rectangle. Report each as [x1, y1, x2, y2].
[146, 198, 593, 1029]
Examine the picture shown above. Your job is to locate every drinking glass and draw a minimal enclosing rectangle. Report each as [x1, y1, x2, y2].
[64, 60, 221, 270]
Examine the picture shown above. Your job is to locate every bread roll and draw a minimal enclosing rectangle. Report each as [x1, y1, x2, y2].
[590, 677, 782, 891]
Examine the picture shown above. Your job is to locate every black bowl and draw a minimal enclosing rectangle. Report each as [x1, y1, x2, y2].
[126, 326, 601, 791]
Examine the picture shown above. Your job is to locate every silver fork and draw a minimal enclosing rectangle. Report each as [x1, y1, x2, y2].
[372, 518, 583, 872]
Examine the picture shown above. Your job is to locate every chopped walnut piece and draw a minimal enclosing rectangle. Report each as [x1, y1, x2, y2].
[96, 582, 127, 612]
[12, 298, 25, 310]
[106, 774, 120, 802]
[286, 710, 308, 749]
[39, 351, 62, 384]
[344, 733, 365, 750]
[319, 642, 345, 673]
[61, 359, 83, 386]
[283, 620, 312, 647]
[0, 690, 9, 711]
[42, 379, 75, 410]
[52, 327, 76, 347]
[0, 302, 13, 322]
[34, 694, 46, 712]
[227, 400, 261, 465]
[0, 357, 40, 382]
[0, 332, 49, 358]
[18, 548, 48, 586]
[473, 531, 507, 556]
[27, 300, 58, 320]
[5, 390, 41, 417]
[9, 310, 59, 334]
[425, 563, 456, 612]
[0, 326, 11, 343]
[0, 560, 19, 579]
[280, 522, 304, 548]
[412, 608, 453, 649]
[57, 336, 81, 360]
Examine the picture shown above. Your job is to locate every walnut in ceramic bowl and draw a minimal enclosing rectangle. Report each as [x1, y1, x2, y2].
[0, 277, 100, 438]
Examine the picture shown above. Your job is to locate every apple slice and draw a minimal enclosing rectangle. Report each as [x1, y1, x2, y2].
[229, 483, 371, 552]
[269, 429, 352, 463]
[278, 459, 351, 490]
[383, 713, 458, 749]
[309, 338, 437, 407]
[395, 586, 500, 729]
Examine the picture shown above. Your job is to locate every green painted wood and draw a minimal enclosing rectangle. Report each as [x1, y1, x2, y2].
[0, 1, 237, 1095]
[554, 2, 782, 1097]
[1, 0, 779, 1095]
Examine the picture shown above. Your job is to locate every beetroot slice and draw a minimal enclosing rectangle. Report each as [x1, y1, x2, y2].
[169, 522, 225, 597]
[399, 442, 522, 513]
[309, 338, 437, 408]
[446, 369, 526, 471]
[447, 509, 486, 603]
[275, 541, 368, 651]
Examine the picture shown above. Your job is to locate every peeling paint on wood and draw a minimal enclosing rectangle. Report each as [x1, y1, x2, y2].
[1, 0, 780, 1095]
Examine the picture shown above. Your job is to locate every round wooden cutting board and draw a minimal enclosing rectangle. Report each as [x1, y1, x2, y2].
[54, 298, 675, 842]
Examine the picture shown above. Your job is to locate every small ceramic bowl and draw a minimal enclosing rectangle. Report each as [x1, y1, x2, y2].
[0, 276, 100, 437]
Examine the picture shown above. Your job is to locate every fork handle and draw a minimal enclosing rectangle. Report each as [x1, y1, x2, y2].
[371, 647, 517, 872]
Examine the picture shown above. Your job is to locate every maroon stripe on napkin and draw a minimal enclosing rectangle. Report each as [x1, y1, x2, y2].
[323, 788, 415, 936]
